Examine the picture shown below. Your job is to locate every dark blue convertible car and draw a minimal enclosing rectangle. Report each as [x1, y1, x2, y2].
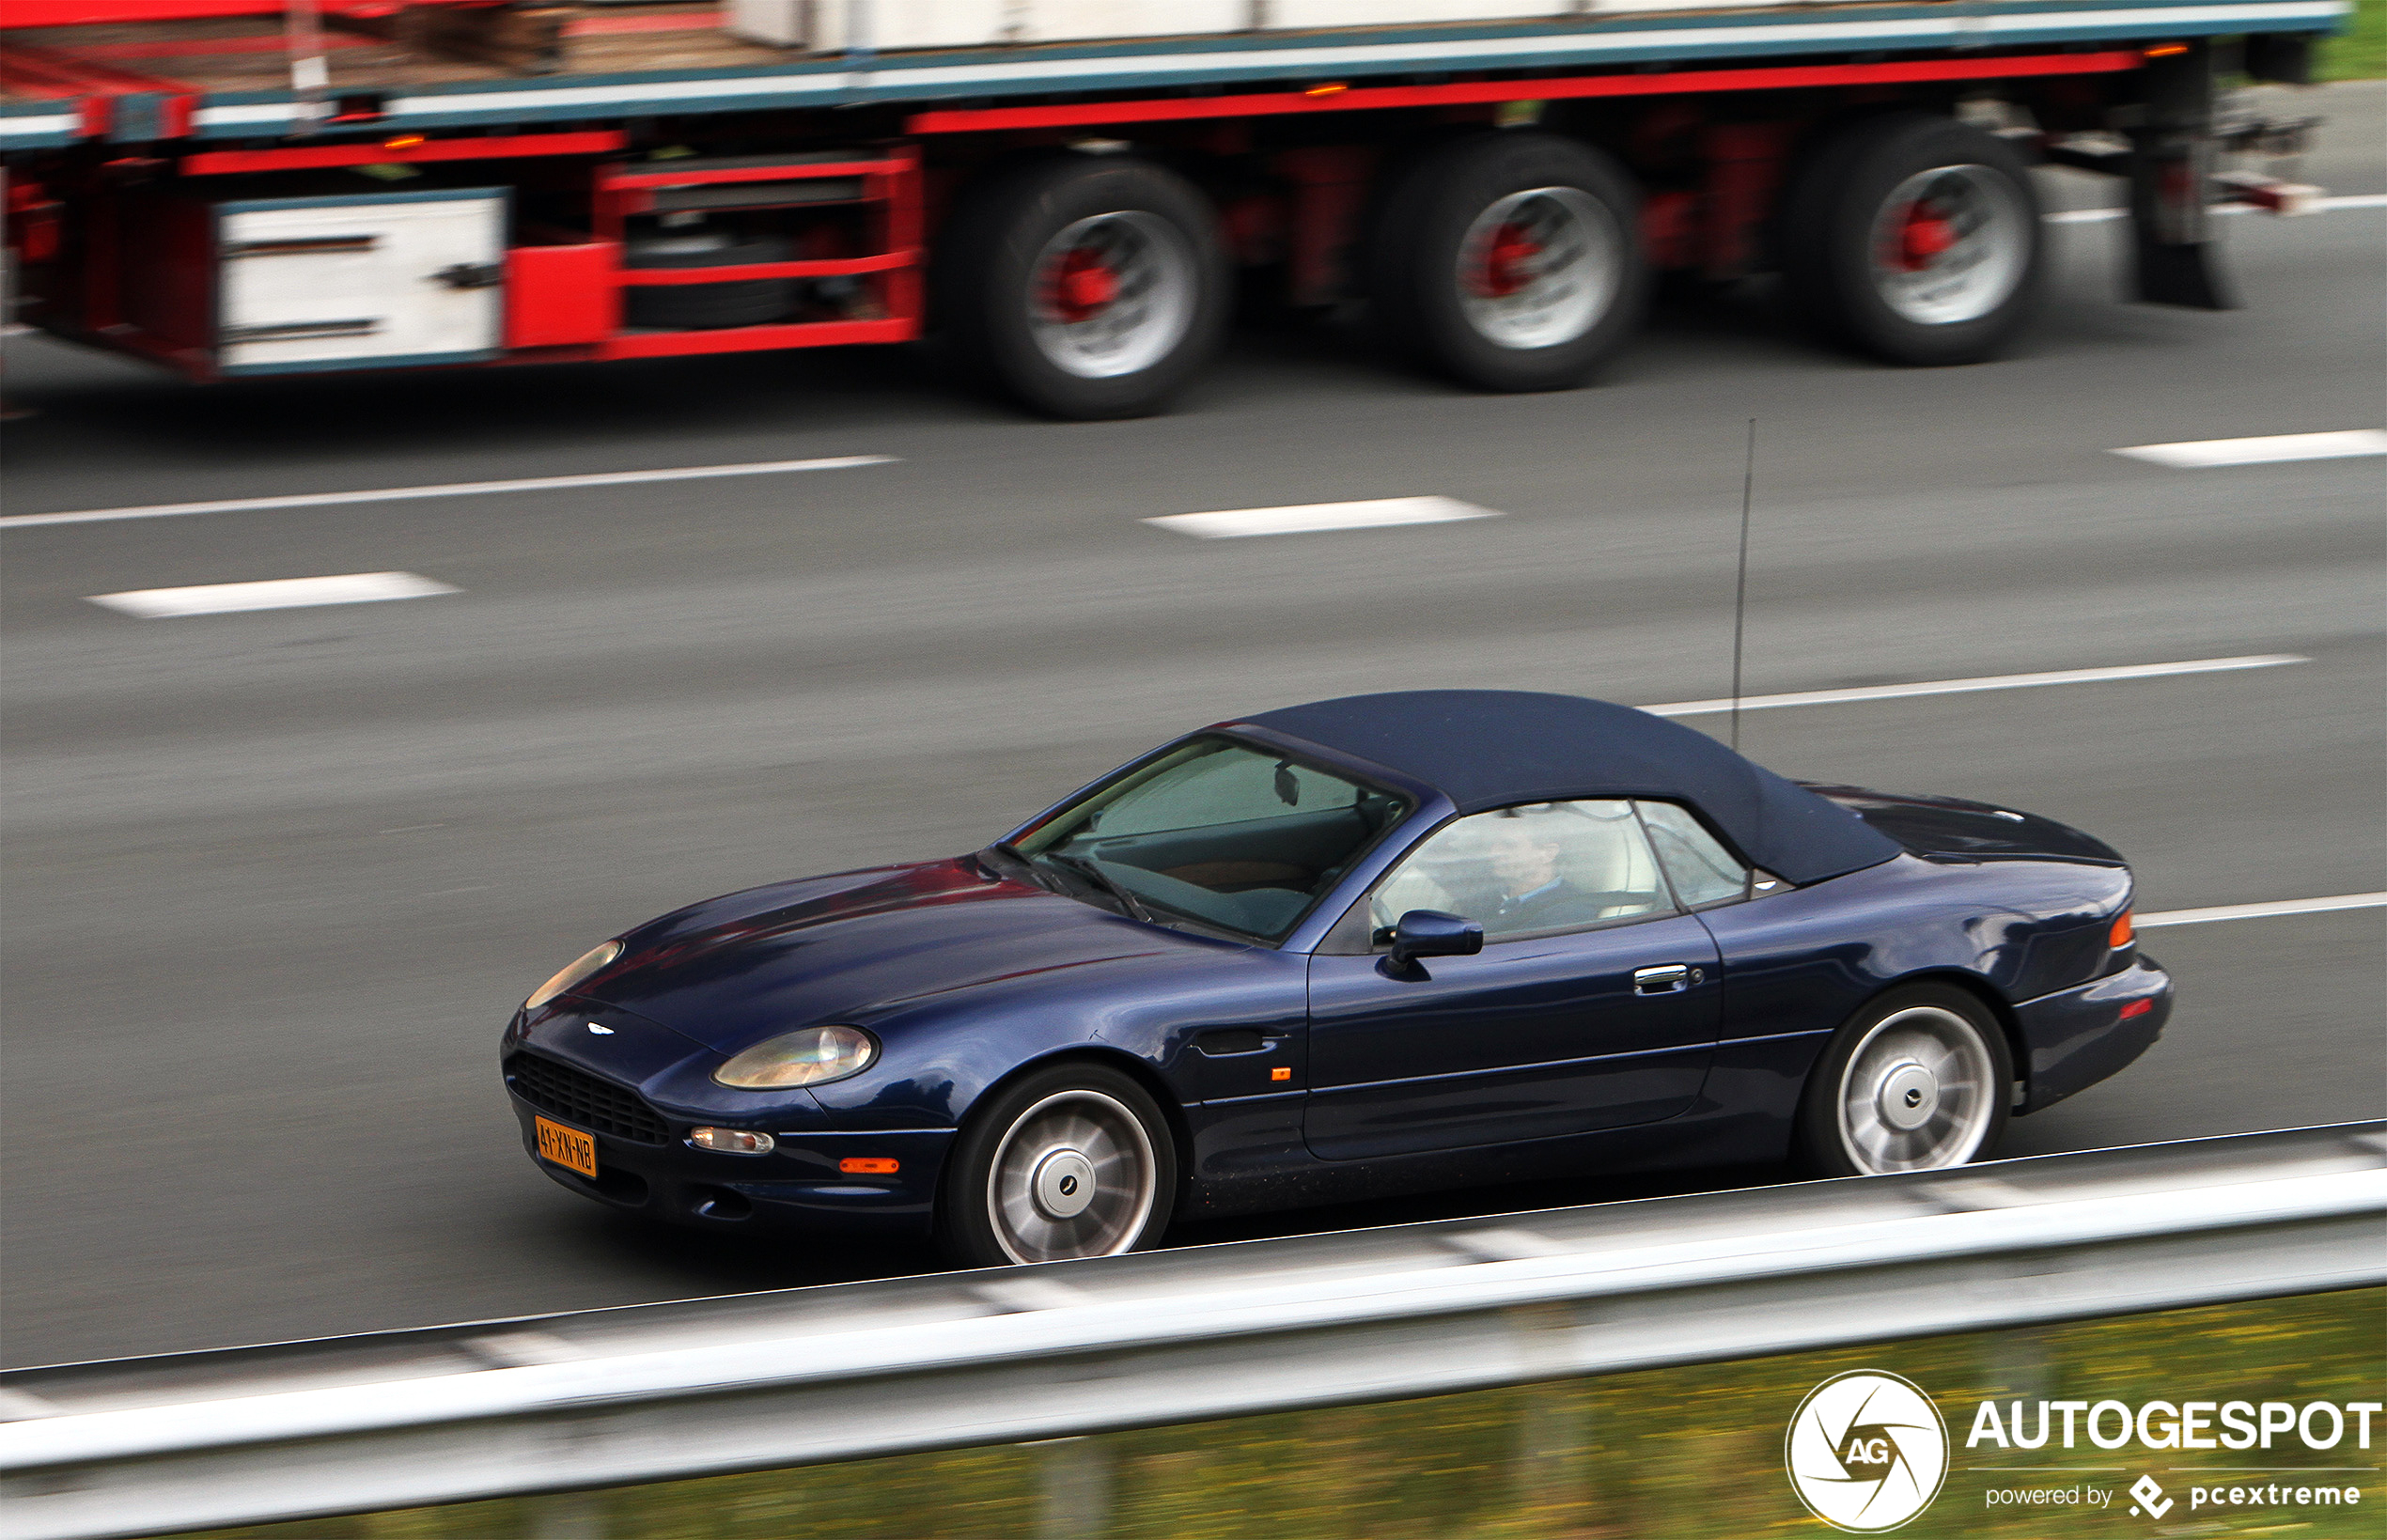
[502, 691, 2170, 1266]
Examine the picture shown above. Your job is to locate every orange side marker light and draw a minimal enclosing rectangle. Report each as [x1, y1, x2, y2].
[382, 133, 427, 150]
[839, 1157, 899, 1174]
[2110, 910, 2135, 949]
[2145, 43, 2190, 57]
[1271, 1066, 1292, 1081]
[1303, 82, 1349, 98]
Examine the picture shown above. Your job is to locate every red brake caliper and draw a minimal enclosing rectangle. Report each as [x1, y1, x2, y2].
[1477, 221, 1541, 298]
[1897, 202, 1958, 271]
[1048, 246, 1119, 323]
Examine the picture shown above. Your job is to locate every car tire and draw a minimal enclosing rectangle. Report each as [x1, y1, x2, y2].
[932, 154, 1226, 420]
[936, 1061, 1178, 1268]
[1778, 111, 2043, 366]
[1366, 131, 1646, 392]
[1793, 985, 2013, 1177]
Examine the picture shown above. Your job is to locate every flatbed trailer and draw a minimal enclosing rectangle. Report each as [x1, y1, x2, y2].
[0, 1, 2346, 418]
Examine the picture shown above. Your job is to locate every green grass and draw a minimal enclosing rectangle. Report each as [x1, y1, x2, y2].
[188, 1287, 2385, 1540]
[2319, 0, 2387, 79]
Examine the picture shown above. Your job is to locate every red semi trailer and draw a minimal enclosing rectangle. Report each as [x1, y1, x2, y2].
[0, 1, 2343, 418]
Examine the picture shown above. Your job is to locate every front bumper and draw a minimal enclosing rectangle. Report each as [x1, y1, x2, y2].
[2012, 952, 2173, 1114]
[504, 1081, 953, 1239]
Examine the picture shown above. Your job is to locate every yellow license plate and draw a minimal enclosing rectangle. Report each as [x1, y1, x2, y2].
[534, 1115, 598, 1180]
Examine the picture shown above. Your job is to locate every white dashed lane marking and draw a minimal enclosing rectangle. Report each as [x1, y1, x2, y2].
[1638, 655, 2307, 718]
[2046, 193, 2387, 223]
[1146, 496, 1501, 538]
[2135, 894, 2387, 928]
[2114, 429, 2387, 469]
[87, 571, 460, 618]
[4, 455, 896, 531]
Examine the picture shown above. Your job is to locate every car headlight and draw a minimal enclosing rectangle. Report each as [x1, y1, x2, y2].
[714, 1026, 878, 1090]
[524, 940, 623, 1010]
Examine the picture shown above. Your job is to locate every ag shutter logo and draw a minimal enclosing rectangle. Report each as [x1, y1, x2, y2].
[1786, 1370, 1951, 1532]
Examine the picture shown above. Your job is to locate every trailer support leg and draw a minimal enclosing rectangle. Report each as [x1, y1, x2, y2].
[2128, 40, 2237, 310]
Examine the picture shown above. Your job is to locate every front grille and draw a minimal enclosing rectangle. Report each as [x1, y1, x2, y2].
[507, 1053, 672, 1144]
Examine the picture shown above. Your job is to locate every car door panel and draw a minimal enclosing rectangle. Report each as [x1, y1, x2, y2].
[1303, 912, 1723, 1160]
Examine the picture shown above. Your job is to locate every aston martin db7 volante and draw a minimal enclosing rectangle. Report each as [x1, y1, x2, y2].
[502, 691, 2169, 1266]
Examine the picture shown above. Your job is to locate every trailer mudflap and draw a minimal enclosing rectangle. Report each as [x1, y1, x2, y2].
[2127, 40, 2238, 312]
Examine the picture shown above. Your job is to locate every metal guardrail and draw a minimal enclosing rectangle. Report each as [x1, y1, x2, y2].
[4, 1122, 2383, 1540]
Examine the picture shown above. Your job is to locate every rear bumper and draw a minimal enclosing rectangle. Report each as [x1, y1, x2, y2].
[507, 1095, 952, 1239]
[2012, 952, 2173, 1114]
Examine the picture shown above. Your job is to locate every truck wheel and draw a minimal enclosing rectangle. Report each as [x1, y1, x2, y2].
[1792, 985, 2013, 1177]
[1368, 132, 1646, 392]
[934, 155, 1225, 420]
[1780, 112, 2043, 366]
[936, 1062, 1178, 1268]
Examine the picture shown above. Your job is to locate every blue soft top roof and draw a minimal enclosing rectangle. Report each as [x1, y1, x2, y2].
[1240, 690, 1899, 885]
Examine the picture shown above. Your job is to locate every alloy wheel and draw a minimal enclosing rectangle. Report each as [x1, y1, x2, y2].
[984, 1087, 1159, 1263]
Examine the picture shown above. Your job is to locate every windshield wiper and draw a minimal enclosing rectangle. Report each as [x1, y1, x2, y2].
[1039, 852, 1153, 924]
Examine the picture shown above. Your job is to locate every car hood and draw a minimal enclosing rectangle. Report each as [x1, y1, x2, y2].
[570, 856, 1185, 1051]
[1805, 786, 2123, 863]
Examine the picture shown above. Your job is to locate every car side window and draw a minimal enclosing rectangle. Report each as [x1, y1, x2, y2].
[1634, 800, 1750, 909]
[1368, 800, 1675, 944]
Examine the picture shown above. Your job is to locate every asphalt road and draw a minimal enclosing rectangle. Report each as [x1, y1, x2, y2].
[4, 86, 2381, 1367]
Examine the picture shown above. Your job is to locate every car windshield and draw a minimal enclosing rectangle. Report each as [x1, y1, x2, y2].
[1014, 737, 1407, 941]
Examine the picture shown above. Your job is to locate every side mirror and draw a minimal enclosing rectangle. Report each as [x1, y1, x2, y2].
[1387, 910, 1483, 972]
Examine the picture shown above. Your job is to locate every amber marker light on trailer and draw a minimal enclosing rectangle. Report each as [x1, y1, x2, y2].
[689, 1128, 774, 1155]
[2145, 42, 2191, 56]
[2111, 910, 2136, 949]
[382, 134, 427, 150]
[1303, 82, 1349, 97]
[839, 1158, 900, 1174]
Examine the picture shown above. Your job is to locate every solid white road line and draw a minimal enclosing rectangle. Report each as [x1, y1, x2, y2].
[1146, 496, 1502, 539]
[2045, 193, 2387, 224]
[3, 456, 896, 531]
[86, 571, 460, 618]
[1639, 654, 2307, 718]
[2138, 893, 2387, 928]
[2113, 429, 2387, 468]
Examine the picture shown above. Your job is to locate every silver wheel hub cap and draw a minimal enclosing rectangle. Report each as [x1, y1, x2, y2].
[1867, 163, 2030, 327]
[1836, 1005, 1996, 1174]
[1455, 186, 1623, 350]
[1030, 1148, 1098, 1219]
[1876, 1063, 1940, 1131]
[1027, 210, 1197, 380]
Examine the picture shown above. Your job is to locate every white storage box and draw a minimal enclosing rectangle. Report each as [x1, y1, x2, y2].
[211, 188, 507, 374]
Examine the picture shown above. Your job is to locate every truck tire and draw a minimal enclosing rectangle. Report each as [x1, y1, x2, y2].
[933, 155, 1226, 420]
[1367, 132, 1646, 392]
[1780, 112, 2043, 366]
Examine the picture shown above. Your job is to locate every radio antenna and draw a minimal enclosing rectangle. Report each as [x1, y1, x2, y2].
[1729, 419, 1756, 754]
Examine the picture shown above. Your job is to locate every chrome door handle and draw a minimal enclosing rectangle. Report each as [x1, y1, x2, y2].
[1632, 964, 1703, 995]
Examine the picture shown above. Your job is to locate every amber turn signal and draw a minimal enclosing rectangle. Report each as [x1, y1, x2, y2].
[2110, 910, 2135, 949]
[1271, 1066, 1292, 1081]
[839, 1157, 899, 1174]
